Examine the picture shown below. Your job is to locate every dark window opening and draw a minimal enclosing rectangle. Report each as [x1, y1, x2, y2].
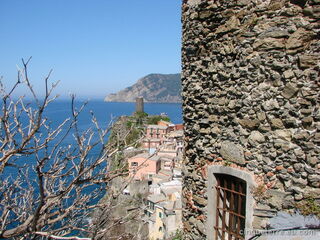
[131, 162, 138, 167]
[214, 174, 246, 240]
[148, 201, 155, 211]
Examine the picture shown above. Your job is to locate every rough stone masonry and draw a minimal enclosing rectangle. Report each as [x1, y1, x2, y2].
[181, 0, 319, 239]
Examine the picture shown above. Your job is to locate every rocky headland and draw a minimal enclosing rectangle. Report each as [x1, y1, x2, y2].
[104, 73, 181, 103]
[92, 112, 173, 240]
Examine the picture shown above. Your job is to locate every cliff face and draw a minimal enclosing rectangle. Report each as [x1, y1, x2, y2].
[92, 115, 149, 240]
[105, 73, 181, 103]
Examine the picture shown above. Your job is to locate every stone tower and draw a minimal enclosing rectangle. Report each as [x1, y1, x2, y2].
[181, 0, 319, 239]
[135, 97, 144, 113]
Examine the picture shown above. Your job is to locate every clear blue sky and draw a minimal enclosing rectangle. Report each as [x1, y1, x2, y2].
[0, 0, 182, 99]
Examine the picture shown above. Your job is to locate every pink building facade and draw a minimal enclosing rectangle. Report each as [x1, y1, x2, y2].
[145, 125, 168, 140]
[143, 125, 169, 149]
[128, 153, 161, 181]
[142, 138, 161, 149]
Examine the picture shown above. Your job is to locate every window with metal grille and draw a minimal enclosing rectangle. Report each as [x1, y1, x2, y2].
[214, 174, 246, 240]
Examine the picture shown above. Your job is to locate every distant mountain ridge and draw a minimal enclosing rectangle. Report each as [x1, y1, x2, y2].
[104, 73, 181, 103]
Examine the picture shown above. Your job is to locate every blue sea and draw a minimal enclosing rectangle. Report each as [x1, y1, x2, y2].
[45, 100, 183, 126]
[1, 100, 182, 235]
[33, 100, 183, 146]
[3, 100, 182, 175]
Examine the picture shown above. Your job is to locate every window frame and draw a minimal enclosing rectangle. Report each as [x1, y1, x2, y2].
[207, 165, 256, 240]
[131, 162, 138, 167]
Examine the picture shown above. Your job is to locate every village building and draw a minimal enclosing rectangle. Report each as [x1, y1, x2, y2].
[151, 173, 172, 185]
[143, 125, 169, 150]
[143, 138, 162, 152]
[172, 168, 182, 180]
[159, 155, 175, 171]
[128, 153, 161, 181]
[146, 181, 182, 240]
[166, 130, 184, 153]
[150, 199, 182, 240]
[146, 194, 167, 239]
[126, 119, 185, 239]
[162, 199, 182, 239]
[143, 121, 184, 153]
[146, 125, 168, 140]
[157, 120, 174, 128]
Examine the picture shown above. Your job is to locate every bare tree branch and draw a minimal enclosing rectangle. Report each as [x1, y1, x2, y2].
[0, 60, 139, 239]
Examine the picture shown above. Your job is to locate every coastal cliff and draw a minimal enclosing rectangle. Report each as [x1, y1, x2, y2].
[92, 113, 172, 239]
[104, 73, 181, 103]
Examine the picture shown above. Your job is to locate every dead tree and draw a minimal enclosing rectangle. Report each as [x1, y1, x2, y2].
[0, 58, 135, 239]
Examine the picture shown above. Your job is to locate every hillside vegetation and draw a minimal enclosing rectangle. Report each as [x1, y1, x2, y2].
[105, 73, 181, 103]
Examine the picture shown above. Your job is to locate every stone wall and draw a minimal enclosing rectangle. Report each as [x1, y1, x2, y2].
[181, 0, 319, 239]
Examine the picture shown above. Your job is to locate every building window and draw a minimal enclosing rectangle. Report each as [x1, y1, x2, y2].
[148, 201, 155, 210]
[131, 162, 138, 167]
[207, 165, 256, 240]
[144, 210, 151, 217]
[159, 212, 162, 218]
[159, 226, 163, 232]
[214, 174, 246, 240]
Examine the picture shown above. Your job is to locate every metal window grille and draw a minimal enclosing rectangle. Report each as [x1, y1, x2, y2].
[214, 174, 246, 240]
